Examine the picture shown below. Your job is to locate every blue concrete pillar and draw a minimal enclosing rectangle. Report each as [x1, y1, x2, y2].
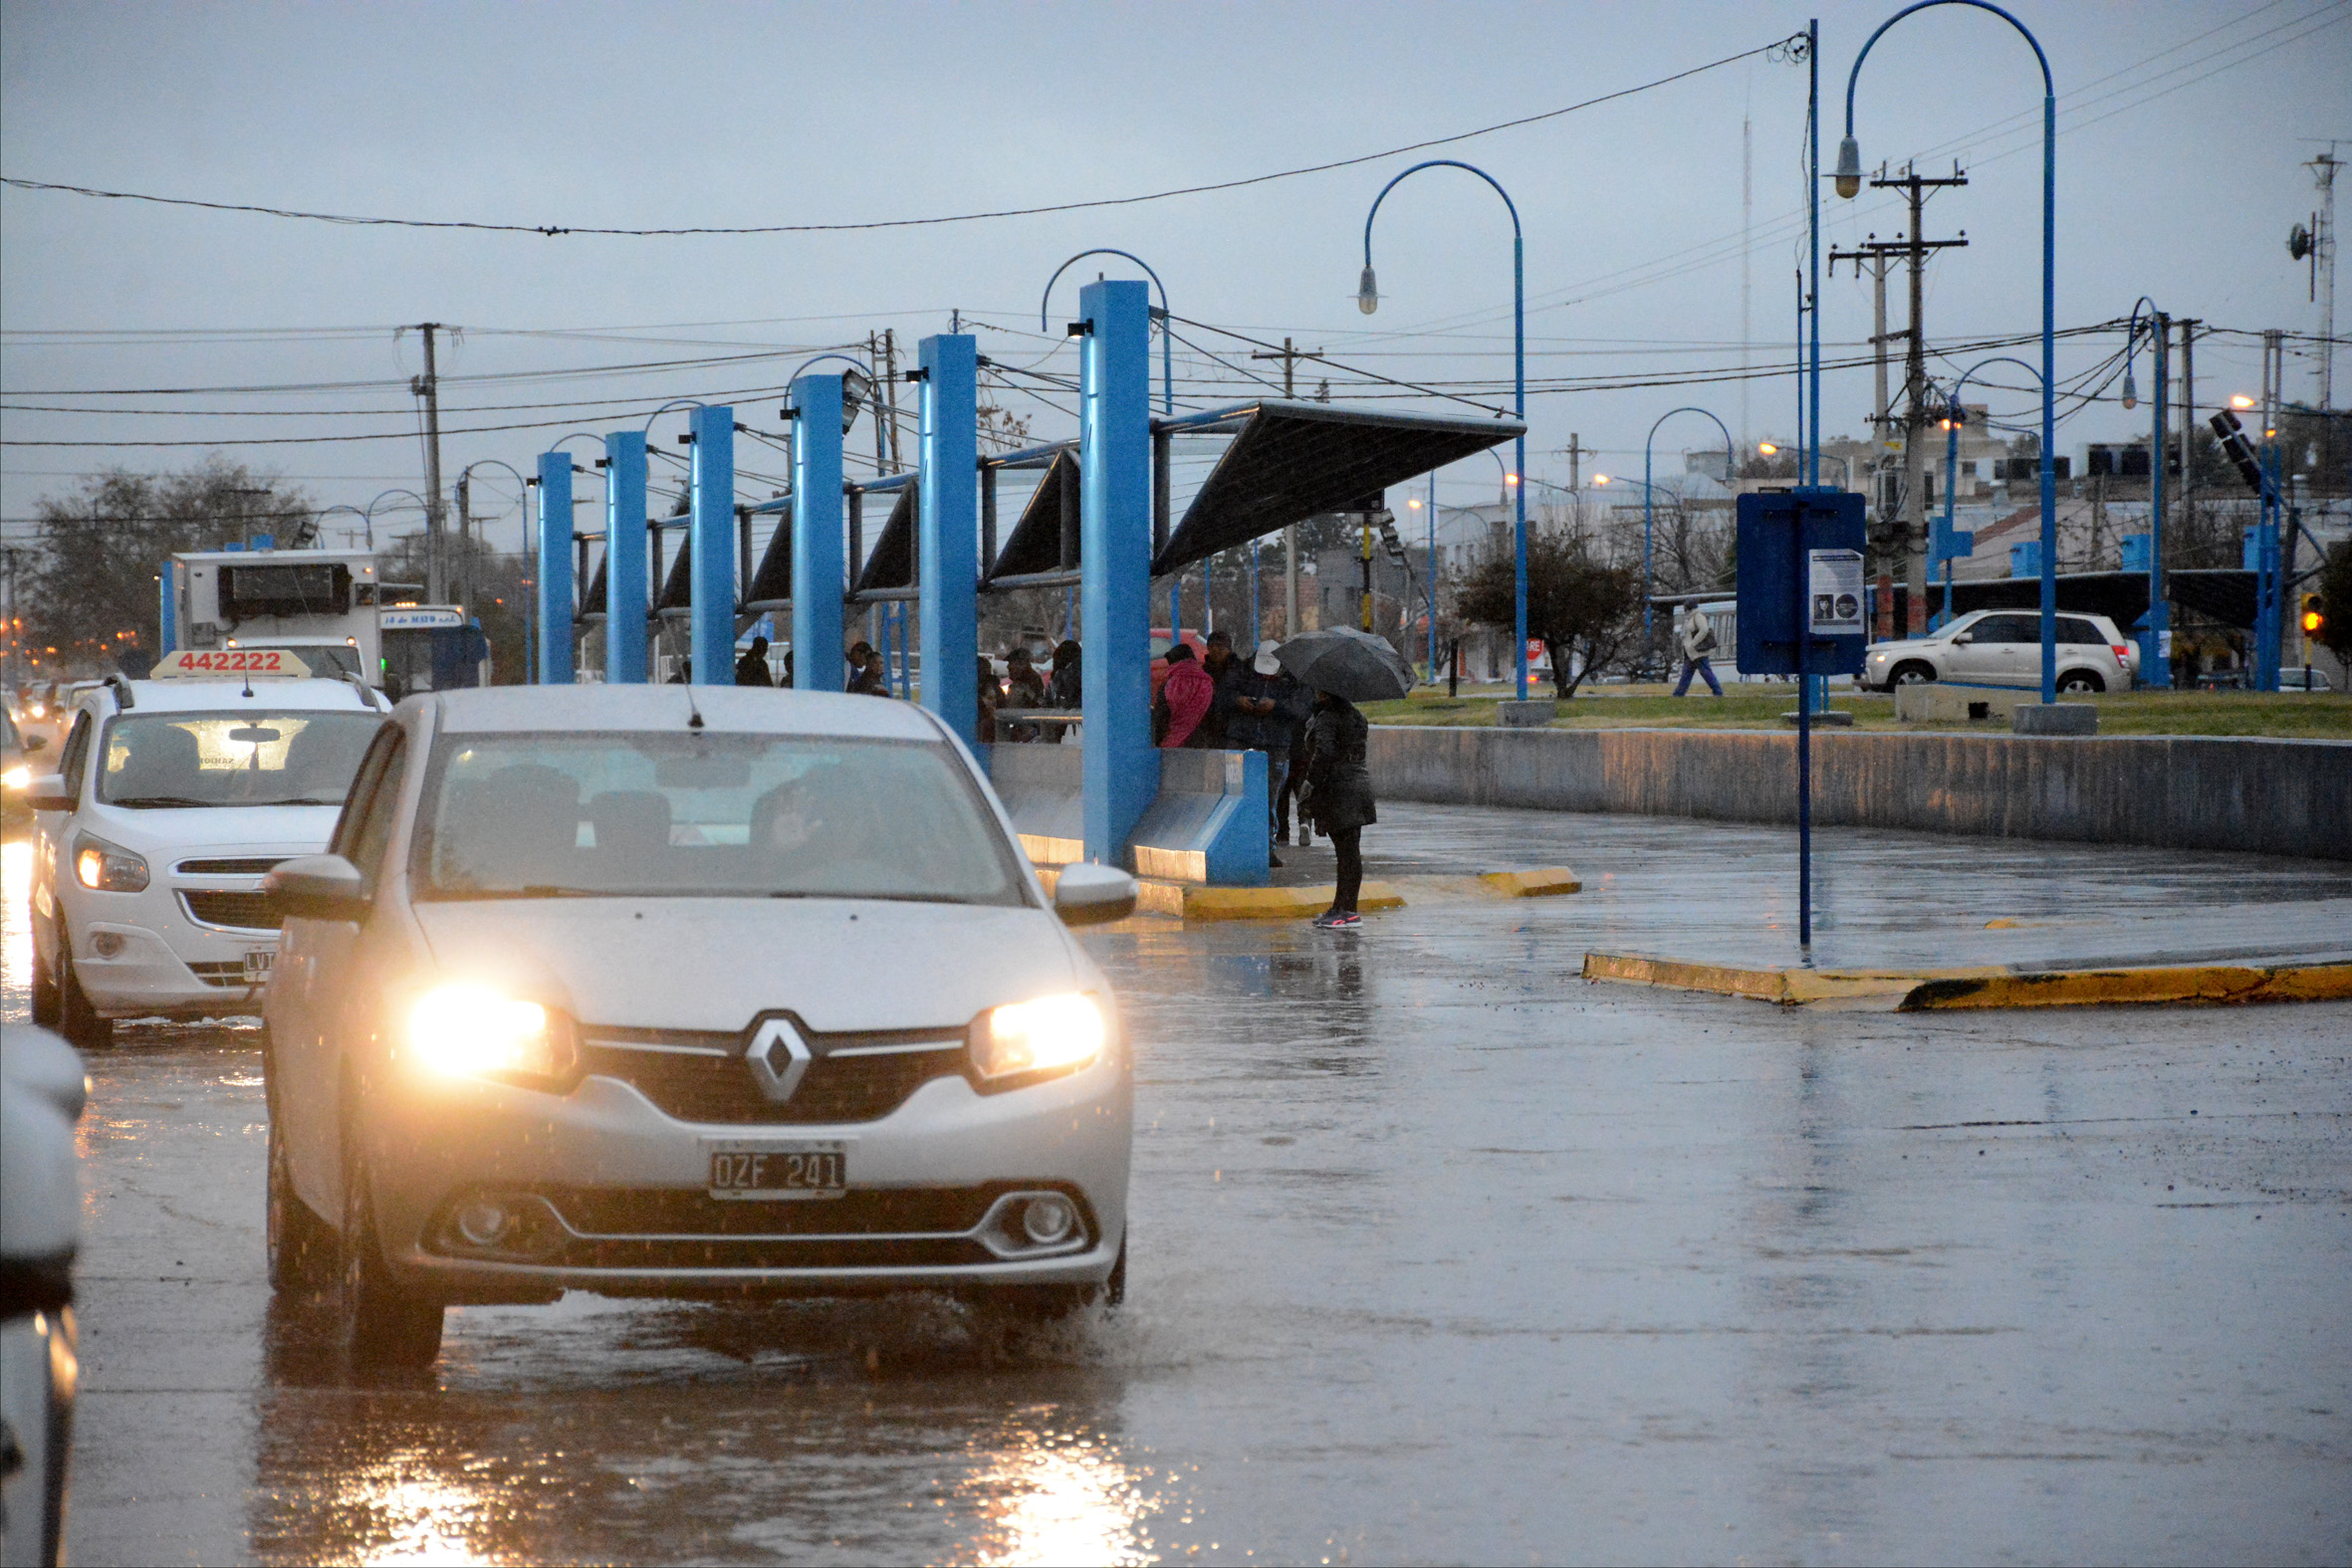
[603, 430, 648, 683]
[689, 405, 735, 686]
[536, 452, 575, 684]
[1078, 279, 1156, 866]
[919, 334, 979, 744]
[791, 377, 845, 692]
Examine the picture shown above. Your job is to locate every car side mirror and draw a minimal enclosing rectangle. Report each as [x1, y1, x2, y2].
[1053, 862, 1138, 927]
[27, 775, 73, 811]
[265, 854, 370, 923]
[1951, 633, 1973, 645]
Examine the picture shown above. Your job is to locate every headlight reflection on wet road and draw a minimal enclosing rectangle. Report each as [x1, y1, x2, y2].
[958, 1426, 1158, 1567]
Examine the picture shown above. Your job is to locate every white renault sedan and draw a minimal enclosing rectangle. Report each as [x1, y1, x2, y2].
[1863, 608, 2136, 693]
[27, 673, 389, 1044]
[261, 685, 1136, 1371]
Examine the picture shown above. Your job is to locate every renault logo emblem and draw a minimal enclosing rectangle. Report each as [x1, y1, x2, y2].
[745, 1017, 813, 1103]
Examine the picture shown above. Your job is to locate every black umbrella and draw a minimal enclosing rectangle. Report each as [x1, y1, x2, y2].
[1274, 626, 1414, 702]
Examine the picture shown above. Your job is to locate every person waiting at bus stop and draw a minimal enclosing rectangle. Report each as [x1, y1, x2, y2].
[1224, 639, 1307, 868]
[1673, 601, 1723, 698]
[1153, 642, 1216, 748]
[1299, 687, 1375, 929]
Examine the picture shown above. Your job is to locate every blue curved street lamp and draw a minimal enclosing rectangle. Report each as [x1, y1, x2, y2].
[313, 504, 372, 549]
[1357, 160, 1528, 699]
[2120, 298, 2171, 687]
[1643, 407, 1734, 637]
[1839, 0, 2057, 702]
[1042, 250, 1172, 415]
[1936, 355, 2041, 630]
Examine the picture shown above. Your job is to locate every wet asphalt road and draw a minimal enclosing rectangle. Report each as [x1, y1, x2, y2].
[8, 808, 2351, 1566]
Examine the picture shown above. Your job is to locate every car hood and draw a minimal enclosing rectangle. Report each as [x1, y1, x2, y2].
[81, 802, 344, 857]
[410, 897, 1081, 1034]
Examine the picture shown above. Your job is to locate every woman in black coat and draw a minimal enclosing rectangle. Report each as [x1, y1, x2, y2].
[1299, 689, 1375, 928]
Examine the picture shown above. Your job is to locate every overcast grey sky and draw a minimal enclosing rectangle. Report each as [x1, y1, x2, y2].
[3, 0, 2346, 554]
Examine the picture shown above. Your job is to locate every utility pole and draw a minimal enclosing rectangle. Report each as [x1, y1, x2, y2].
[1741, 111, 1754, 460]
[409, 323, 450, 603]
[2178, 319, 2198, 559]
[2301, 146, 2340, 409]
[1831, 164, 1968, 638]
[454, 473, 470, 609]
[1251, 336, 1320, 636]
[1558, 434, 1587, 492]
[1831, 241, 1897, 635]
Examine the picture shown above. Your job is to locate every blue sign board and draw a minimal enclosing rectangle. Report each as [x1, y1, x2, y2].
[1734, 489, 1868, 677]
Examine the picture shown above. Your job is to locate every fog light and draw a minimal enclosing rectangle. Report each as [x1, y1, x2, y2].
[1022, 1194, 1076, 1246]
[91, 931, 125, 959]
[455, 1201, 513, 1247]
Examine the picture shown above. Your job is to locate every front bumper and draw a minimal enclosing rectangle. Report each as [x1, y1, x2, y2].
[68, 917, 274, 1017]
[358, 1048, 1132, 1303]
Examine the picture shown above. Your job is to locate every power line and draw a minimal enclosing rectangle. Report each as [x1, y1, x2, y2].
[0, 37, 1794, 240]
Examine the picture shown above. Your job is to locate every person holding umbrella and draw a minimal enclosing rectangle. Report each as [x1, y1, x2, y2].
[1273, 626, 1410, 930]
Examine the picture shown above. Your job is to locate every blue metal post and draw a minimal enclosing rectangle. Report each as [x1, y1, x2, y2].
[1794, 496, 1812, 953]
[1807, 17, 1822, 488]
[2146, 317, 2171, 686]
[535, 453, 574, 684]
[2256, 446, 2283, 690]
[1079, 278, 1157, 867]
[604, 429, 648, 683]
[1427, 470, 1439, 676]
[791, 377, 846, 693]
[688, 405, 735, 687]
[919, 333, 980, 743]
[157, 568, 175, 655]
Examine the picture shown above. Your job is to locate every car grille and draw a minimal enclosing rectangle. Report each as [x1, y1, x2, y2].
[580, 1024, 969, 1125]
[436, 1183, 1088, 1272]
[187, 961, 257, 989]
[180, 890, 281, 931]
[174, 856, 288, 876]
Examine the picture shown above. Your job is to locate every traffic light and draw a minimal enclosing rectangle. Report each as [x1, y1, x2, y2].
[2208, 409, 2268, 497]
[2302, 593, 2325, 639]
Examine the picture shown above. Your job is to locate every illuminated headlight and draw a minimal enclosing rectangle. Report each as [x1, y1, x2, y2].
[73, 832, 149, 892]
[407, 984, 574, 1083]
[973, 994, 1106, 1082]
[2, 765, 29, 790]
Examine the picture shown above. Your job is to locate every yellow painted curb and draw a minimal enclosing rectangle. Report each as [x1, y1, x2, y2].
[1480, 867, 1582, 898]
[1900, 961, 2352, 1010]
[1581, 951, 2352, 1010]
[1173, 881, 1406, 921]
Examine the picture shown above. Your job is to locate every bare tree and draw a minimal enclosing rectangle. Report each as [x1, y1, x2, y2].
[1452, 516, 1642, 699]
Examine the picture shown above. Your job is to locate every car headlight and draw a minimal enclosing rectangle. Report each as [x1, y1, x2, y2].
[2, 765, 29, 790]
[73, 832, 149, 892]
[407, 984, 575, 1083]
[973, 993, 1106, 1082]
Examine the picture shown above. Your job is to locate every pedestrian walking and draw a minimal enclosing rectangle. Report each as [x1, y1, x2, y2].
[734, 635, 775, 687]
[1153, 642, 1216, 748]
[1299, 688, 1375, 928]
[1226, 639, 1307, 867]
[1673, 601, 1724, 698]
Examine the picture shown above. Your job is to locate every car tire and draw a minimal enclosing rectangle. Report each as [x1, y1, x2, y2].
[2057, 670, 2105, 694]
[30, 919, 62, 1026]
[339, 1129, 444, 1372]
[268, 1109, 335, 1296]
[1889, 661, 1937, 689]
[979, 1237, 1127, 1328]
[57, 928, 113, 1049]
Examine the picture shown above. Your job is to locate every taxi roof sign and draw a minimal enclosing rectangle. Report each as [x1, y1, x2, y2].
[153, 647, 312, 679]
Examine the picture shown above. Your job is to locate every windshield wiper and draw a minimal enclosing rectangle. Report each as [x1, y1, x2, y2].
[108, 795, 216, 808]
[243, 796, 345, 807]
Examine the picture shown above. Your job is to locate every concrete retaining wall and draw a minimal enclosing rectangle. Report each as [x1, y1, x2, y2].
[1368, 726, 2352, 860]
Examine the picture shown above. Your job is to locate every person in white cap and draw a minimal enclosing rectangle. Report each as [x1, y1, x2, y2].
[1223, 638, 1308, 867]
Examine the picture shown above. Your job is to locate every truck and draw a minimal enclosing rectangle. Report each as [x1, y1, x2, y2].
[162, 547, 490, 695]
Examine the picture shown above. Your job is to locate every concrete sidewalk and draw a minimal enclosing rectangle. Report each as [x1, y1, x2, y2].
[1351, 800, 2352, 975]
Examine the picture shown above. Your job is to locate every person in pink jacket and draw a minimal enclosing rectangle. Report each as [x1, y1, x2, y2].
[1154, 642, 1217, 748]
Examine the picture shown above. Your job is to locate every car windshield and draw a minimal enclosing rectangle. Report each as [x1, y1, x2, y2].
[99, 710, 382, 807]
[413, 731, 1027, 905]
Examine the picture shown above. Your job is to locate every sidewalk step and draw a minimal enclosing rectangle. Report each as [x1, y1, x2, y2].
[1580, 951, 2352, 1010]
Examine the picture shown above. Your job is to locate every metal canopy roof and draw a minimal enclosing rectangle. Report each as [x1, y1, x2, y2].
[657, 526, 694, 611]
[579, 554, 608, 621]
[1151, 399, 1525, 576]
[992, 450, 1080, 580]
[744, 500, 793, 607]
[854, 485, 917, 594]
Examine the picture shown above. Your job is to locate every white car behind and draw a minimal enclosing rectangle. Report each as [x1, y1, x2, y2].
[28, 674, 388, 1044]
[1864, 609, 2137, 694]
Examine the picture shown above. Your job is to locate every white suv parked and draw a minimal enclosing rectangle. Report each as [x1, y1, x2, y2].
[1864, 609, 2137, 694]
[28, 674, 387, 1045]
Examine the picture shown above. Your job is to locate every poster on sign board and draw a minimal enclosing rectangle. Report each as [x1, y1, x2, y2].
[1807, 549, 1865, 635]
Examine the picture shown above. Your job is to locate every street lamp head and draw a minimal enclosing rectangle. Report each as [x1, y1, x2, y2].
[1407, 497, 1423, 510]
[1356, 265, 1379, 315]
[838, 365, 874, 434]
[1833, 135, 1863, 200]
[1504, 472, 1520, 486]
[1592, 474, 1611, 486]
[2231, 394, 2255, 410]
[2120, 370, 2138, 411]
[1758, 442, 1778, 456]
